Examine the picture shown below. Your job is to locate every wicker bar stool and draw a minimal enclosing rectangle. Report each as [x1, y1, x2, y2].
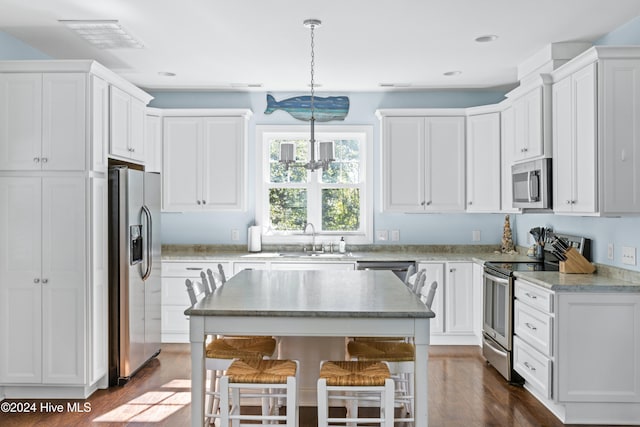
[219, 358, 299, 427]
[317, 361, 394, 427]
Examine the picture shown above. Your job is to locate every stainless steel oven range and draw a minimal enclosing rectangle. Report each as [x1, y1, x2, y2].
[482, 233, 591, 384]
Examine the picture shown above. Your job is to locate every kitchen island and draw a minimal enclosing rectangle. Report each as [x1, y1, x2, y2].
[185, 269, 434, 427]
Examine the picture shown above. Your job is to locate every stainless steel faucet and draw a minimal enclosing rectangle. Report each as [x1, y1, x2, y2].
[303, 222, 317, 252]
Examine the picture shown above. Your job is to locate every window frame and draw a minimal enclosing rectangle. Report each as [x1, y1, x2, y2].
[256, 124, 373, 245]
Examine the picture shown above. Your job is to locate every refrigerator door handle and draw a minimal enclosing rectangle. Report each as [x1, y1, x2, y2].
[141, 204, 153, 281]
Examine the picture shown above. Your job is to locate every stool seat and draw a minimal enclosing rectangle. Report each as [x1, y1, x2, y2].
[226, 359, 297, 384]
[205, 337, 276, 360]
[320, 360, 391, 386]
[347, 340, 415, 362]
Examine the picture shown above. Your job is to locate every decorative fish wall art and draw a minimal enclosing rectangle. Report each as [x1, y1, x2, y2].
[264, 94, 349, 122]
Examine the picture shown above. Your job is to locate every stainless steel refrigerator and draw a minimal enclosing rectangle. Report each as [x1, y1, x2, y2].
[108, 166, 161, 386]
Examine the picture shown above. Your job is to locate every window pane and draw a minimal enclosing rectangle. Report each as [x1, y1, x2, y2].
[269, 188, 307, 230]
[269, 139, 308, 183]
[322, 188, 360, 231]
[322, 139, 360, 184]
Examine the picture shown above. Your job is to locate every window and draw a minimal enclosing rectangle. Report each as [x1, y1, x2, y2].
[256, 125, 373, 245]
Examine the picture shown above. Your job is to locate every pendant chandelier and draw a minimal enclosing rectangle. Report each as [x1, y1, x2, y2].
[280, 19, 334, 172]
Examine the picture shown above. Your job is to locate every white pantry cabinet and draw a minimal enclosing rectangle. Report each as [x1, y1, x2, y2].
[418, 261, 478, 345]
[465, 111, 501, 212]
[109, 85, 147, 163]
[551, 46, 640, 215]
[0, 177, 86, 385]
[0, 73, 86, 171]
[162, 110, 251, 212]
[378, 111, 466, 212]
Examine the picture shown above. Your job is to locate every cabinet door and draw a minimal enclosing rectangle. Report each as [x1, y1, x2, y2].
[145, 114, 163, 173]
[418, 262, 445, 334]
[0, 177, 42, 383]
[129, 97, 146, 162]
[90, 177, 108, 383]
[601, 59, 640, 214]
[41, 73, 86, 171]
[466, 113, 500, 212]
[109, 85, 131, 159]
[0, 73, 43, 170]
[202, 117, 245, 210]
[445, 262, 474, 334]
[513, 88, 543, 161]
[91, 76, 109, 173]
[382, 117, 425, 212]
[163, 117, 202, 211]
[41, 177, 86, 384]
[552, 75, 574, 213]
[571, 63, 597, 213]
[425, 117, 466, 211]
[500, 107, 518, 212]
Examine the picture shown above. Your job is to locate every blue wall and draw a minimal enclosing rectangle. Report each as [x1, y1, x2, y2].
[1, 26, 639, 271]
[149, 90, 509, 247]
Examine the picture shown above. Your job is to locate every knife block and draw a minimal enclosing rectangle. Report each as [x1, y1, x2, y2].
[559, 247, 596, 274]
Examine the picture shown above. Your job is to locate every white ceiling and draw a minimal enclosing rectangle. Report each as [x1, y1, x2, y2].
[1, 0, 640, 92]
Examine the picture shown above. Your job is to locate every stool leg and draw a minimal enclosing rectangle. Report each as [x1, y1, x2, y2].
[219, 376, 229, 427]
[286, 376, 298, 427]
[384, 378, 395, 427]
[317, 379, 328, 427]
[231, 387, 240, 427]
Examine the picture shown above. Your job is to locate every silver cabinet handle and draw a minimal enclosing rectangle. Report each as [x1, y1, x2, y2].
[33, 157, 40, 163]
[41, 157, 48, 163]
[202, 200, 206, 205]
[34, 278, 40, 283]
[450, 268, 456, 272]
[196, 200, 202, 205]
[468, 201, 473, 205]
[426, 201, 432, 206]
[186, 267, 203, 271]
[42, 278, 48, 284]
[524, 292, 538, 300]
[420, 201, 425, 206]
[523, 361, 536, 371]
[525, 322, 537, 331]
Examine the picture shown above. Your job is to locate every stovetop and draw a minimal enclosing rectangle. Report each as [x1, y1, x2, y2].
[484, 260, 559, 276]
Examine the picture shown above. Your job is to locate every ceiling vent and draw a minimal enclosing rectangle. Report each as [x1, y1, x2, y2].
[59, 20, 144, 49]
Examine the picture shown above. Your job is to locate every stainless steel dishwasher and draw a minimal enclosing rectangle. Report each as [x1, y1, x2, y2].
[356, 260, 416, 282]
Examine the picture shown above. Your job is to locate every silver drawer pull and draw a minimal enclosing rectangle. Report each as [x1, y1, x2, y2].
[186, 267, 203, 271]
[525, 322, 537, 331]
[524, 292, 538, 300]
[524, 362, 536, 372]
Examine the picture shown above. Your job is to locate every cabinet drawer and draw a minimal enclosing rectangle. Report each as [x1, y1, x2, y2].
[161, 306, 190, 334]
[514, 300, 553, 357]
[162, 261, 231, 277]
[514, 336, 552, 399]
[162, 277, 192, 306]
[515, 279, 553, 313]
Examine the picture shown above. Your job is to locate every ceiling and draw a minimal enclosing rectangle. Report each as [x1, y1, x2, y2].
[1, 0, 640, 92]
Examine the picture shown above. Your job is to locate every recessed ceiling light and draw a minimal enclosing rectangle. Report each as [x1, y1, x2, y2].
[158, 71, 176, 77]
[475, 35, 498, 43]
[59, 19, 144, 49]
[443, 71, 462, 76]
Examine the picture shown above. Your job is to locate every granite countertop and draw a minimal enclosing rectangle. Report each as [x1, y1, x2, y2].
[185, 269, 435, 318]
[514, 270, 640, 292]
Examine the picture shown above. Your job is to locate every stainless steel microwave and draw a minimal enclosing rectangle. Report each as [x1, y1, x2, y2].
[512, 158, 552, 209]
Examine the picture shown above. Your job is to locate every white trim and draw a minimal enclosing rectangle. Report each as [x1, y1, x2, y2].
[255, 124, 373, 245]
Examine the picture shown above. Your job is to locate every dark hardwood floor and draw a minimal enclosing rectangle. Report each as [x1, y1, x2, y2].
[0, 344, 626, 426]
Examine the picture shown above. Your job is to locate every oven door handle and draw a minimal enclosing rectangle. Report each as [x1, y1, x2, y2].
[483, 272, 510, 284]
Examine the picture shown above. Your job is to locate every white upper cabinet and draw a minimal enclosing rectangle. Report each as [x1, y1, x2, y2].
[145, 112, 162, 173]
[0, 73, 86, 171]
[500, 105, 520, 212]
[552, 63, 597, 214]
[551, 46, 640, 215]
[379, 111, 466, 212]
[91, 75, 109, 173]
[466, 112, 501, 212]
[109, 85, 147, 163]
[162, 110, 250, 212]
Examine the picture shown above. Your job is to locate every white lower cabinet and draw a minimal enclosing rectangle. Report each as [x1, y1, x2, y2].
[161, 261, 232, 343]
[418, 261, 478, 344]
[514, 278, 640, 424]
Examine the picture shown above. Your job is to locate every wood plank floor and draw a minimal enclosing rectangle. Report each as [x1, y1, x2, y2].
[0, 344, 620, 427]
